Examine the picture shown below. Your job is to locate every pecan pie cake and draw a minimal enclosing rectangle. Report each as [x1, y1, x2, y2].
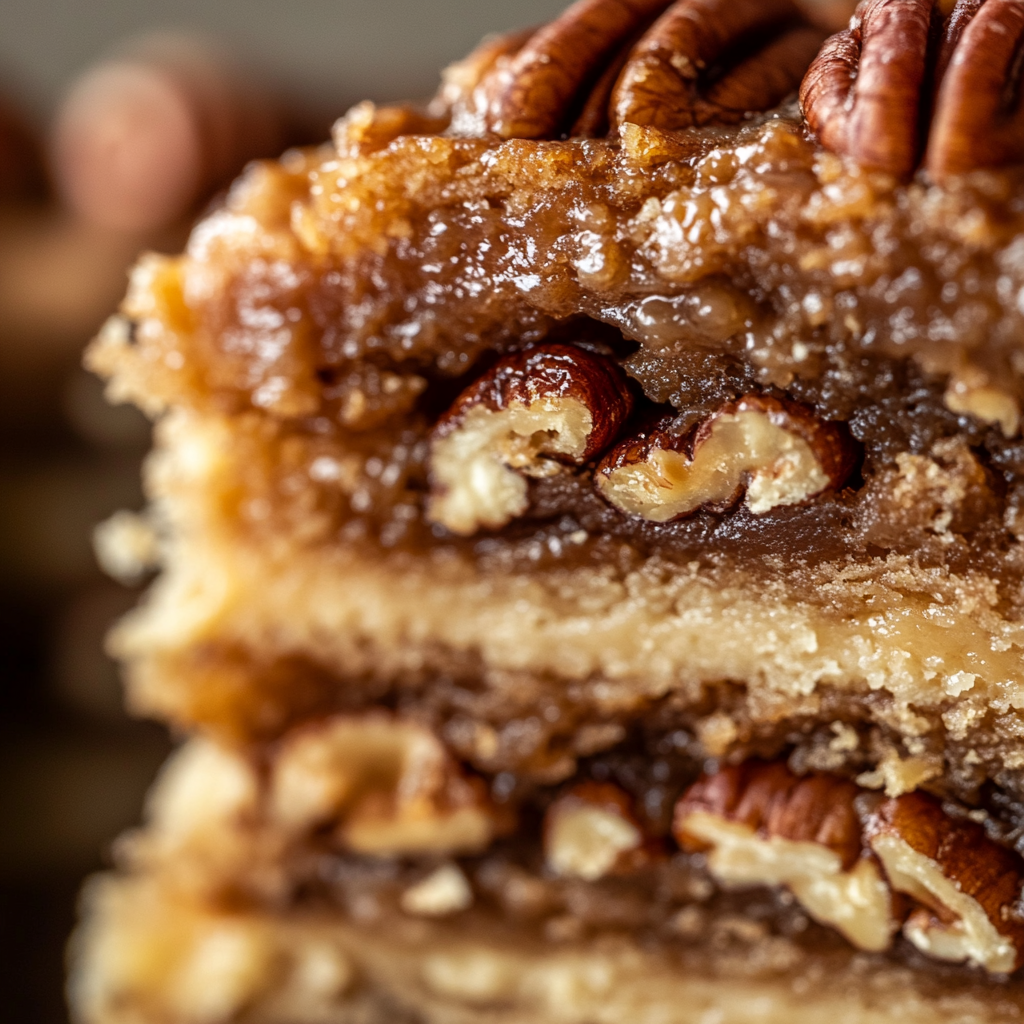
[74, 0, 1024, 1020]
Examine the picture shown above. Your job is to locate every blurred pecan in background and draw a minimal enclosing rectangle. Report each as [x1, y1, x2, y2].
[0, 94, 45, 199]
[50, 33, 310, 232]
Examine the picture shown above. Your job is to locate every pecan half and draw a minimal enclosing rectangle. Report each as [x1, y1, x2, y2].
[866, 792, 1024, 973]
[610, 0, 826, 132]
[427, 344, 632, 536]
[570, 22, 652, 139]
[447, 0, 823, 140]
[488, 0, 673, 139]
[803, 0, 1024, 180]
[800, 0, 938, 179]
[925, 0, 1024, 179]
[674, 762, 896, 951]
[594, 394, 857, 522]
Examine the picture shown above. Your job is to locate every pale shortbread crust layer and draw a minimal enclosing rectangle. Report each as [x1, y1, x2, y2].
[109, 409, 1024, 766]
[72, 870, 1024, 1024]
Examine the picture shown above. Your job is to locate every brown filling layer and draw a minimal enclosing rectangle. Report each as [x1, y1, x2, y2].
[90, 114, 1024, 584]
[284, 849, 1020, 992]
[133, 642, 1024, 824]
[175, 723, 1024, 983]
[136, 335, 1024, 588]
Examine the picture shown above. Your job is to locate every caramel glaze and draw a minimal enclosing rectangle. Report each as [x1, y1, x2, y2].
[105, 110, 1024, 415]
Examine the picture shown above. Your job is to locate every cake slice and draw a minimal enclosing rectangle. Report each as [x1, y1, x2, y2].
[89, 0, 1024, 850]
[76, 0, 1024, 1019]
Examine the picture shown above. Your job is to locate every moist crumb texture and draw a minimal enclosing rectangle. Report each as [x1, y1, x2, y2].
[73, 0, 1024, 1017]
[106, 407, 1024, 797]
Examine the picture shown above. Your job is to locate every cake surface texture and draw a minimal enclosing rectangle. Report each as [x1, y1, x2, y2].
[75, 0, 1024, 1020]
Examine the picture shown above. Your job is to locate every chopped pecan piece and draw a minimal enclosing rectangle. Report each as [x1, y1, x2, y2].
[944, 369, 1022, 438]
[866, 792, 1024, 974]
[674, 762, 896, 952]
[544, 782, 651, 881]
[270, 714, 502, 856]
[401, 864, 474, 917]
[595, 395, 856, 522]
[428, 344, 632, 535]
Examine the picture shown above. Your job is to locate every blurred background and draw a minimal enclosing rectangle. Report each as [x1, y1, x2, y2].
[0, 2, 569, 1020]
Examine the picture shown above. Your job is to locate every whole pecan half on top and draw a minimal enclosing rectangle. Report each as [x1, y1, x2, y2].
[802, 0, 1024, 180]
[443, 0, 827, 141]
[925, 0, 1024, 179]
[800, 0, 939, 179]
[488, 0, 675, 140]
[610, 0, 827, 132]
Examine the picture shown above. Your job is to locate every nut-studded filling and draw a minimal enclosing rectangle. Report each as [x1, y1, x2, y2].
[87, 0, 1024, 574]
[416, 339, 1014, 574]
[90, 112, 1024, 586]
[143, 721, 1024, 979]
[672, 763, 1024, 974]
[426, 342, 862, 535]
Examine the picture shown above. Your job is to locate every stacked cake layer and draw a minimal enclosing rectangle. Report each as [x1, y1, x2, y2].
[75, 0, 1024, 1020]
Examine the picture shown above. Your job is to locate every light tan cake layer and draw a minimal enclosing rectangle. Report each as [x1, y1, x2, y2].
[108, 410, 1024, 767]
[72, 870, 1024, 1024]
